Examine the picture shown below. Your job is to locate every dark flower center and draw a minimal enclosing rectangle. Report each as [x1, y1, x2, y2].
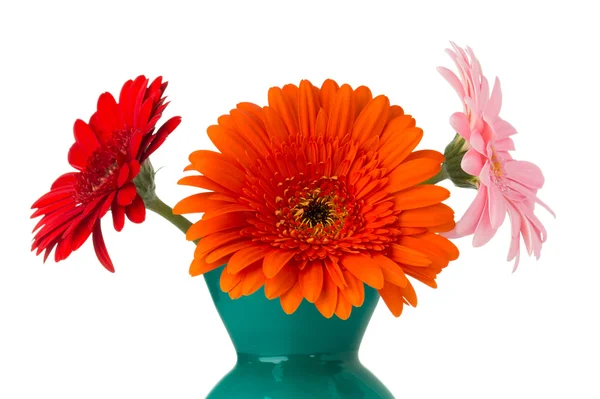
[302, 199, 332, 226]
[273, 176, 361, 243]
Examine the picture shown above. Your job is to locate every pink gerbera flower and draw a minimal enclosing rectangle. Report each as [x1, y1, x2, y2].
[438, 43, 554, 270]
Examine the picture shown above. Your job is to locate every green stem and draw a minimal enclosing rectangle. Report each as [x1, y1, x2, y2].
[145, 196, 197, 243]
[422, 166, 449, 185]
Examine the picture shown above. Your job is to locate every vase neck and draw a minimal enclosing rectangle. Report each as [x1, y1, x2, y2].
[203, 267, 381, 356]
[236, 351, 359, 366]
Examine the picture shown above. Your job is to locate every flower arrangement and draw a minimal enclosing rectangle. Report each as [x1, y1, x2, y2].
[32, 43, 554, 399]
[31, 43, 553, 318]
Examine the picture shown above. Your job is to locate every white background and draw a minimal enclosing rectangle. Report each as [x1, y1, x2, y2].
[1, 1, 598, 398]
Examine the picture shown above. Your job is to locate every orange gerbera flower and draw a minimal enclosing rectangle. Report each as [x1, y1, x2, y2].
[174, 79, 459, 319]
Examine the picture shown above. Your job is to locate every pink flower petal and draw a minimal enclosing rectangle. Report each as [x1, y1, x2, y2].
[479, 161, 491, 186]
[519, 202, 548, 243]
[520, 217, 534, 256]
[437, 67, 465, 101]
[470, 128, 486, 154]
[495, 138, 515, 152]
[447, 188, 488, 238]
[464, 97, 479, 119]
[450, 112, 471, 140]
[505, 160, 545, 190]
[461, 148, 485, 176]
[473, 193, 498, 247]
[505, 202, 522, 271]
[488, 185, 507, 230]
[494, 118, 517, 139]
[478, 76, 490, 116]
[484, 77, 502, 122]
[506, 179, 555, 218]
[530, 223, 543, 259]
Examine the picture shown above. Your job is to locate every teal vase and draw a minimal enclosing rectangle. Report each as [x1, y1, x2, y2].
[203, 266, 394, 398]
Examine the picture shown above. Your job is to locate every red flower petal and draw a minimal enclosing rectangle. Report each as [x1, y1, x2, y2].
[92, 220, 114, 272]
[117, 164, 130, 188]
[112, 204, 125, 232]
[116, 183, 137, 206]
[128, 160, 141, 180]
[125, 195, 146, 224]
[143, 116, 182, 161]
[73, 119, 100, 154]
[96, 92, 122, 139]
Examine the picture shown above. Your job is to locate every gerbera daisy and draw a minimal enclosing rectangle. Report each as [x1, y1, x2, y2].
[438, 43, 554, 270]
[31, 76, 181, 272]
[174, 79, 459, 319]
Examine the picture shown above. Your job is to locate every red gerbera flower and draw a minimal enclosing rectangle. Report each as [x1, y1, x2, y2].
[31, 76, 181, 272]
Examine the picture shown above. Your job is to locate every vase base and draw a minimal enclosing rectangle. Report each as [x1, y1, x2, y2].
[206, 352, 393, 399]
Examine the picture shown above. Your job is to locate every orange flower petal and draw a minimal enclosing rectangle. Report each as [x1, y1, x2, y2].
[351, 95, 389, 146]
[195, 229, 243, 257]
[391, 244, 432, 267]
[402, 266, 438, 288]
[220, 266, 242, 292]
[263, 106, 290, 141]
[398, 203, 455, 227]
[334, 290, 352, 320]
[188, 150, 245, 193]
[177, 175, 233, 194]
[189, 256, 226, 276]
[206, 125, 255, 168]
[324, 257, 347, 288]
[427, 221, 456, 233]
[372, 253, 408, 287]
[319, 79, 339, 116]
[340, 270, 365, 307]
[173, 193, 228, 215]
[380, 114, 416, 144]
[282, 84, 299, 113]
[402, 280, 418, 307]
[386, 105, 405, 122]
[404, 149, 445, 164]
[264, 264, 297, 299]
[205, 240, 253, 264]
[227, 245, 270, 274]
[201, 203, 253, 220]
[241, 265, 266, 296]
[326, 84, 355, 139]
[228, 281, 244, 299]
[341, 254, 384, 289]
[298, 80, 319, 138]
[399, 236, 449, 269]
[315, 274, 338, 318]
[353, 85, 373, 116]
[280, 282, 303, 314]
[387, 158, 442, 193]
[230, 108, 269, 155]
[393, 185, 451, 211]
[399, 227, 428, 235]
[263, 249, 297, 278]
[379, 127, 423, 171]
[315, 108, 328, 137]
[185, 213, 247, 241]
[268, 86, 299, 138]
[299, 261, 324, 303]
[417, 232, 460, 261]
[379, 281, 405, 317]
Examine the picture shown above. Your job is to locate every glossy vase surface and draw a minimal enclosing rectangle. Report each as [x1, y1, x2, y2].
[204, 266, 394, 398]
